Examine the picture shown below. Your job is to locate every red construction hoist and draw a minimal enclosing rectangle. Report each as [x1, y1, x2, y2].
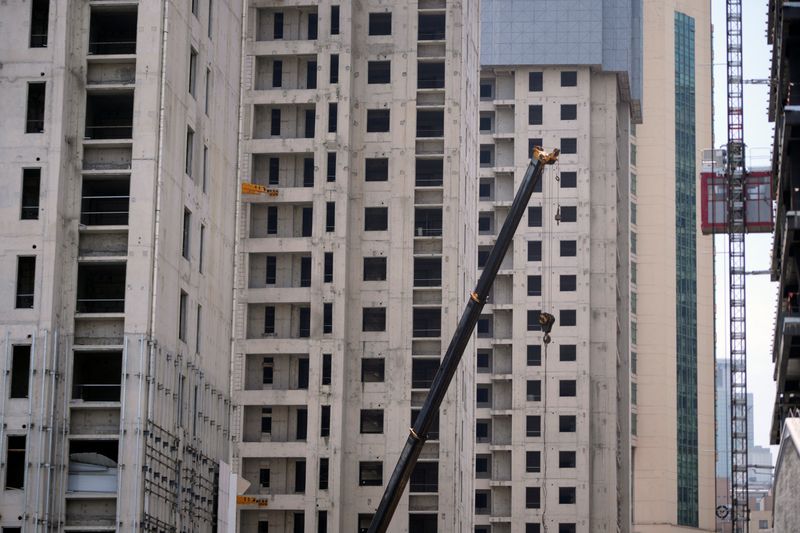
[725, 0, 750, 531]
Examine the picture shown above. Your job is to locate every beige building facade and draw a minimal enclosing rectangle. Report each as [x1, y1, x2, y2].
[230, 1, 478, 532]
[0, 0, 241, 530]
[633, 1, 716, 531]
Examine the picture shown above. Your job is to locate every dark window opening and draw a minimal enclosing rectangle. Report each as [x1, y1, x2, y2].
[330, 5, 340, 35]
[411, 409, 439, 440]
[559, 451, 577, 468]
[319, 458, 329, 489]
[560, 344, 577, 361]
[528, 105, 542, 125]
[526, 451, 541, 473]
[526, 380, 541, 401]
[559, 379, 577, 397]
[560, 309, 577, 326]
[265, 256, 276, 284]
[85, 92, 134, 139]
[6, 435, 27, 489]
[528, 275, 541, 296]
[301, 207, 313, 237]
[179, 291, 188, 341]
[10, 346, 32, 399]
[89, 7, 137, 54]
[266, 206, 278, 235]
[359, 461, 383, 486]
[414, 257, 441, 287]
[418, 62, 445, 89]
[328, 103, 337, 133]
[479, 81, 493, 99]
[296, 408, 308, 440]
[560, 275, 577, 292]
[560, 171, 577, 188]
[324, 252, 333, 283]
[368, 12, 391, 35]
[365, 207, 389, 231]
[418, 13, 445, 40]
[477, 316, 492, 338]
[26, 82, 46, 134]
[527, 310, 541, 331]
[417, 110, 444, 137]
[294, 460, 306, 493]
[15, 257, 36, 309]
[326, 202, 335, 232]
[322, 353, 331, 385]
[559, 487, 576, 504]
[560, 205, 577, 222]
[561, 71, 577, 87]
[268, 157, 280, 185]
[21, 169, 41, 220]
[263, 306, 275, 334]
[412, 358, 439, 389]
[413, 308, 441, 338]
[365, 158, 389, 181]
[320, 405, 330, 437]
[561, 104, 577, 120]
[362, 307, 386, 332]
[559, 524, 577, 533]
[479, 115, 492, 132]
[415, 208, 442, 236]
[364, 257, 387, 281]
[529, 71, 542, 91]
[366, 109, 390, 132]
[261, 408, 272, 433]
[416, 158, 443, 186]
[528, 206, 542, 227]
[293, 513, 305, 533]
[272, 60, 282, 87]
[360, 409, 384, 433]
[410, 462, 438, 493]
[526, 487, 541, 509]
[329, 54, 339, 84]
[526, 415, 541, 437]
[475, 490, 491, 513]
[30, 0, 50, 47]
[300, 256, 311, 287]
[323, 302, 333, 333]
[368, 61, 391, 84]
[476, 385, 490, 406]
[307, 60, 317, 88]
[476, 420, 491, 442]
[560, 240, 577, 257]
[298, 358, 309, 388]
[408, 514, 437, 533]
[528, 138, 543, 157]
[259, 468, 270, 487]
[273, 12, 284, 39]
[528, 240, 542, 261]
[72, 351, 122, 402]
[182, 208, 191, 259]
[304, 109, 315, 138]
[327, 152, 336, 182]
[559, 415, 577, 432]
[561, 138, 577, 154]
[302, 157, 314, 187]
[361, 358, 385, 382]
[527, 345, 541, 366]
[307, 12, 317, 40]
[262, 358, 273, 384]
[270, 109, 281, 135]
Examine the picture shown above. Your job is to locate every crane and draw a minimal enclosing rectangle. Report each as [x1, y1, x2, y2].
[725, 0, 750, 531]
[366, 147, 560, 533]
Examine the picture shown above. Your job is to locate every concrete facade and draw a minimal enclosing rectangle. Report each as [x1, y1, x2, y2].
[230, 1, 478, 532]
[0, 0, 241, 529]
[633, 1, 715, 532]
[772, 419, 800, 533]
[476, 2, 639, 530]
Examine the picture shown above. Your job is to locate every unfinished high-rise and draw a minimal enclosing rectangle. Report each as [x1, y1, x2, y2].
[475, 1, 641, 531]
[230, 2, 478, 532]
[0, 0, 241, 530]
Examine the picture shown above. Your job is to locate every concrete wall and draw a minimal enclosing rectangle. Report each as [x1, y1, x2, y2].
[773, 421, 800, 533]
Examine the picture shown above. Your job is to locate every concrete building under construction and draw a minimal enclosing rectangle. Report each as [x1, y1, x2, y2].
[0, 0, 241, 529]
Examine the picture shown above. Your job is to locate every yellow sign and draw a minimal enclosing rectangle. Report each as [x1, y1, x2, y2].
[241, 182, 266, 194]
[236, 495, 269, 507]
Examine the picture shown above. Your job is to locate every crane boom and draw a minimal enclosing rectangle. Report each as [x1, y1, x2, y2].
[726, 0, 750, 531]
[366, 147, 560, 533]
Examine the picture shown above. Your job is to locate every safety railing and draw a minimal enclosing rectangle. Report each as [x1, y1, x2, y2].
[81, 195, 130, 225]
[85, 125, 133, 140]
[76, 298, 125, 313]
[89, 40, 136, 55]
[72, 383, 122, 402]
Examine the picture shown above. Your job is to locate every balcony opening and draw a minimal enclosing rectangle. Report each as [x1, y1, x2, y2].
[76, 263, 126, 313]
[5, 435, 26, 489]
[72, 351, 122, 402]
[418, 13, 445, 40]
[410, 409, 439, 440]
[10, 346, 31, 399]
[362, 307, 386, 332]
[365, 158, 389, 181]
[21, 168, 41, 220]
[361, 358, 385, 382]
[415, 158, 443, 187]
[26, 82, 46, 133]
[15, 256, 36, 309]
[29, 0, 49, 47]
[416, 110, 444, 138]
[360, 409, 383, 434]
[359, 461, 383, 486]
[81, 177, 130, 225]
[85, 92, 134, 140]
[418, 62, 444, 89]
[413, 308, 441, 338]
[412, 358, 439, 389]
[68, 439, 119, 493]
[410, 462, 438, 493]
[363, 257, 387, 281]
[413, 257, 441, 287]
[89, 6, 137, 54]
[414, 208, 442, 236]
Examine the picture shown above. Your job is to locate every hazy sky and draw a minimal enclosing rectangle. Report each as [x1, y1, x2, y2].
[710, 0, 777, 453]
